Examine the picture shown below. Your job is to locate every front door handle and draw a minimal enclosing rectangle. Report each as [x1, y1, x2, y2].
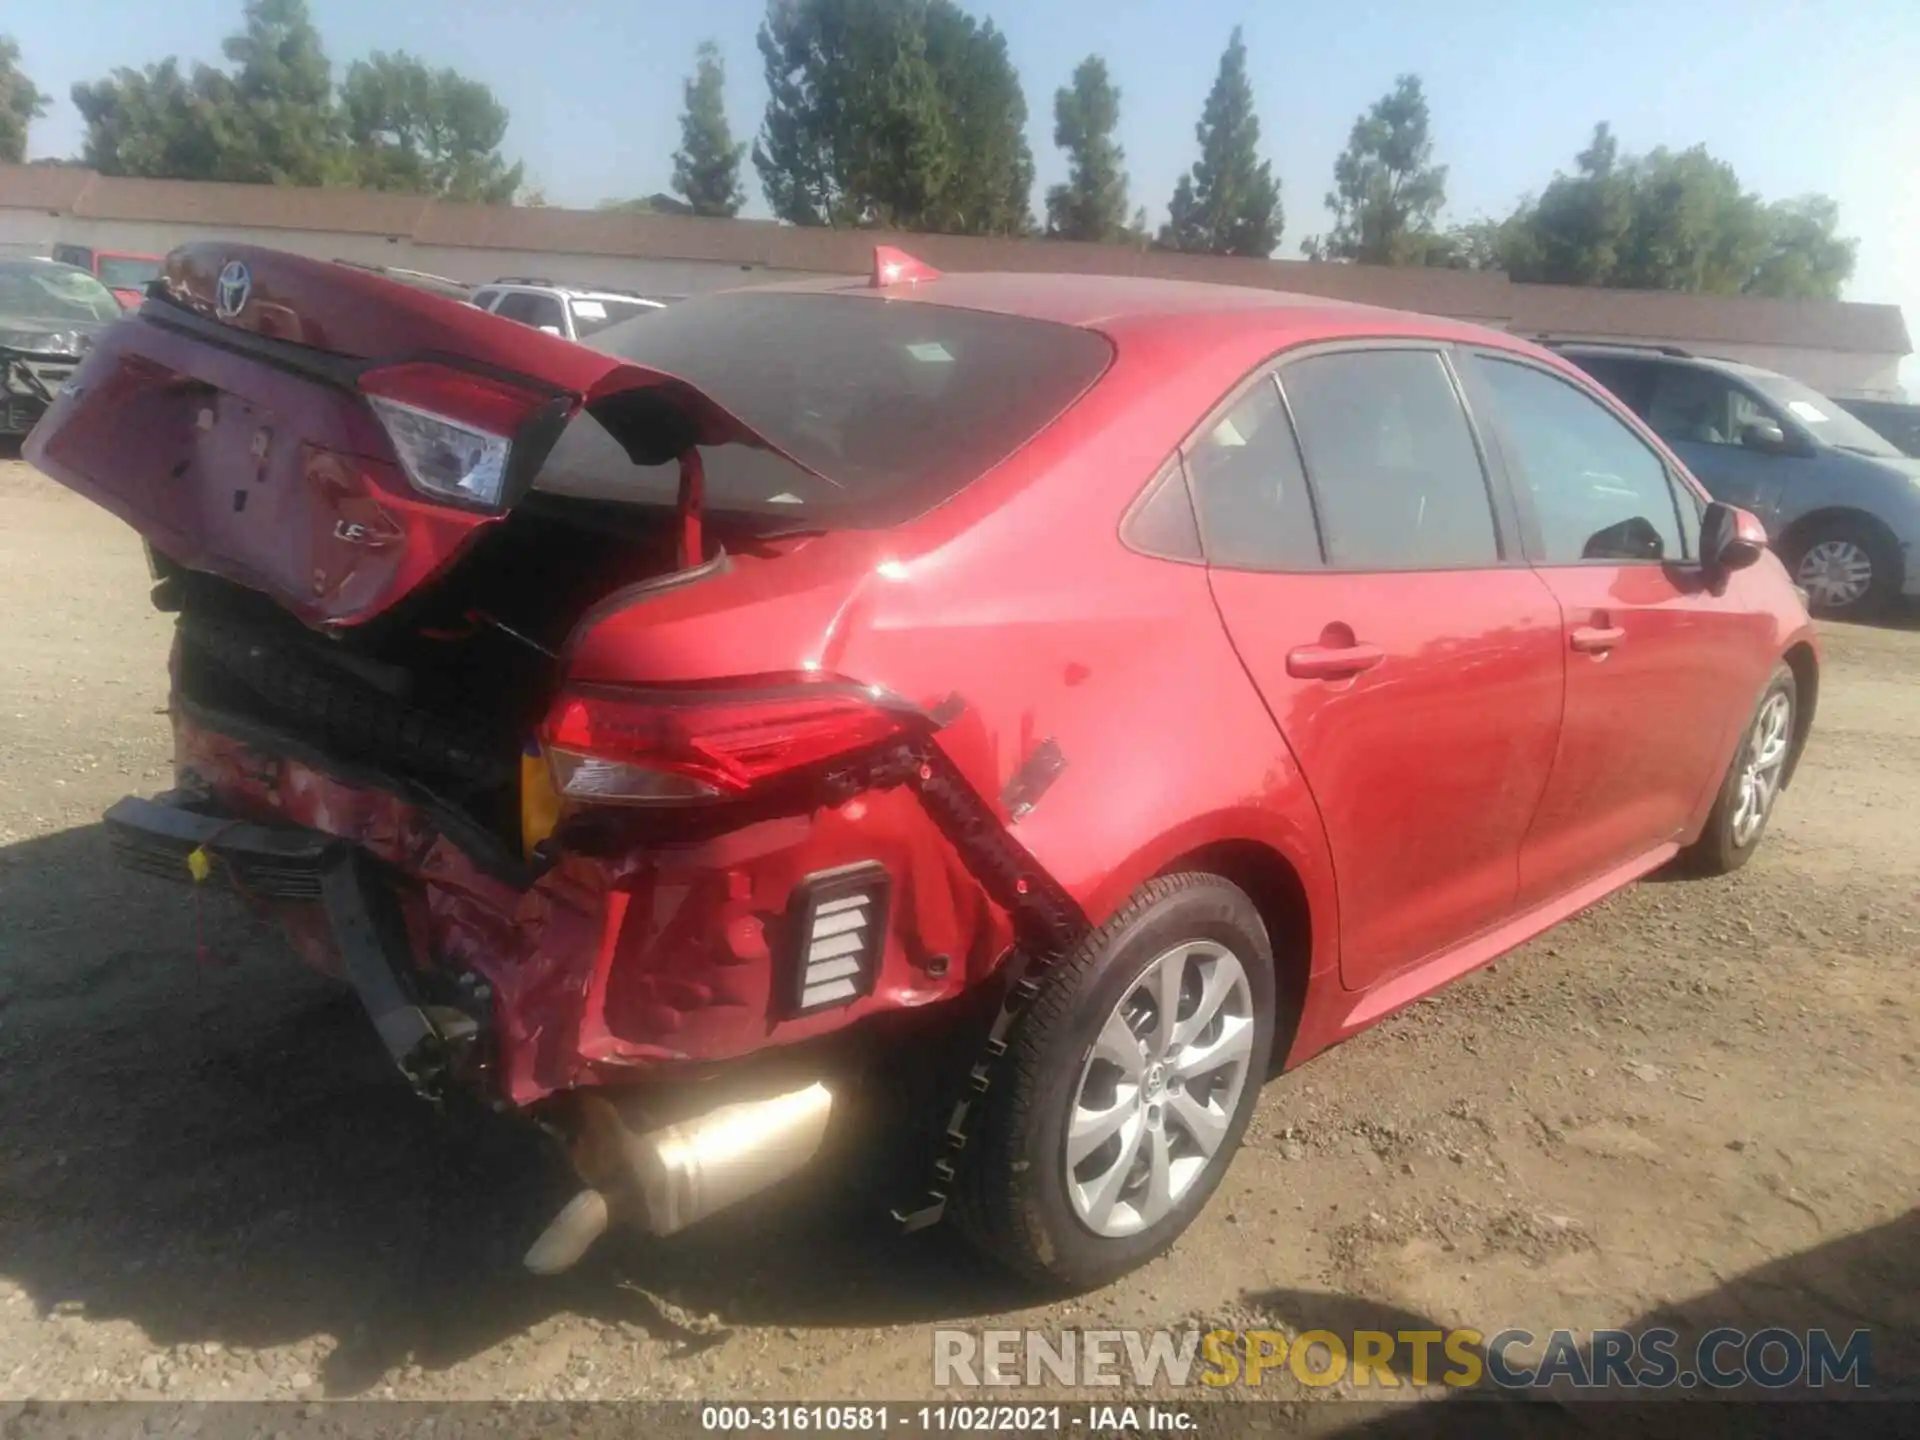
[1287, 642, 1385, 680]
[1570, 625, 1626, 654]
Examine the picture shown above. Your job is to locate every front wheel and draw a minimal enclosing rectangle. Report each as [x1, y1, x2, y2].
[1786, 518, 1899, 619]
[958, 873, 1276, 1291]
[1680, 663, 1797, 876]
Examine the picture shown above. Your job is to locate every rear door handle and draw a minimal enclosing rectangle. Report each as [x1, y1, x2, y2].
[1570, 625, 1626, 654]
[1286, 642, 1385, 680]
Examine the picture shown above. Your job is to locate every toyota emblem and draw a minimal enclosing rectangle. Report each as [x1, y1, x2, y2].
[215, 260, 251, 319]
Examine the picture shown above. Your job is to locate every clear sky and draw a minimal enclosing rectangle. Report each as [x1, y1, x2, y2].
[12, 0, 1919, 390]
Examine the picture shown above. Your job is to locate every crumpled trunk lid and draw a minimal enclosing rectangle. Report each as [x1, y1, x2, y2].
[24, 242, 815, 628]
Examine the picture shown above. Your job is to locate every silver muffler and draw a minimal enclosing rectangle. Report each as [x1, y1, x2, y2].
[525, 1080, 835, 1274]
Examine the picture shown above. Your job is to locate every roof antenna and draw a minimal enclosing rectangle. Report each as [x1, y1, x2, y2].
[871, 245, 942, 289]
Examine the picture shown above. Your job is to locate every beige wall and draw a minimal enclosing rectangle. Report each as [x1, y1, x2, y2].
[0, 210, 823, 296]
[4, 205, 1904, 400]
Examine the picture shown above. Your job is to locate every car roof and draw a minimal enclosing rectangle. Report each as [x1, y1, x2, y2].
[739, 269, 1538, 360]
[1557, 342, 1785, 385]
[485, 278, 665, 303]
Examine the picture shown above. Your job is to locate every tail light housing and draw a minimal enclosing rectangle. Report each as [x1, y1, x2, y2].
[359, 362, 574, 510]
[540, 679, 910, 805]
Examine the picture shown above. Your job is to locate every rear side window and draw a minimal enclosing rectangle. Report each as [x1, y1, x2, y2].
[1185, 376, 1321, 569]
[542, 291, 1114, 528]
[1471, 355, 1686, 563]
[1279, 350, 1499, 569]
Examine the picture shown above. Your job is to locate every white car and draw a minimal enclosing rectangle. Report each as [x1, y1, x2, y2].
[469, 278, 668, 342]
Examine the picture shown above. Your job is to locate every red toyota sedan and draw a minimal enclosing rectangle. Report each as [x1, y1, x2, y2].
[26, 244, 1817, 1290]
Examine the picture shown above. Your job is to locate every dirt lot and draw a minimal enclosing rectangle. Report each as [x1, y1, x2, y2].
[1, 455, 1915, 1422]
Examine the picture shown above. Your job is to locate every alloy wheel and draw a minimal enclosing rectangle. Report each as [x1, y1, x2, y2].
[1065, 940, 1255, 1238]
[1730, 690, 1793, 848]
[1796, 539, 1873, 610]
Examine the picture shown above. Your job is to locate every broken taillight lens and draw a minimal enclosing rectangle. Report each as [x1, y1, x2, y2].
[540, 681, 908, 804]
[359, 363, 558, 510]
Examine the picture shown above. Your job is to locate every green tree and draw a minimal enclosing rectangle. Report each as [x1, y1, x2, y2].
[1748, 195, 1857, 300]
[921, 3, 1031, 234]
[1304, 73, 1447, 264]
[72, 59, 245, 179]
[752, 0, 1030, 234]
[755, 0, 949, 228]
[341, 51, 522, 202]
[1497, 122, 1633, 284]
[1158, 28, 1281, 257]
[70, 0, 525, 196]
[1494, 127, 1856, 300]
[1044, 56, 1131, 242]
[672, 41, 747, 217]
[1, 35, 51, 165]
[1611, 144, 1769, 293]
[218, 0, 341, 184]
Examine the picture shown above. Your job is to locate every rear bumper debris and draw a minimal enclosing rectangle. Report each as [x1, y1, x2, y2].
[104, 789, 476, 1102]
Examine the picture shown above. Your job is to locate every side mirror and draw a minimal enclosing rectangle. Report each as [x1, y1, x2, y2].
[1739, 418, 1793, 455]
[1701, 501, 1768, 576]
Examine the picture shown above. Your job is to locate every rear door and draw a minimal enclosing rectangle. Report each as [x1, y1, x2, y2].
[1459, 350, 1774, 904]
[1197, 345, 1565, 990]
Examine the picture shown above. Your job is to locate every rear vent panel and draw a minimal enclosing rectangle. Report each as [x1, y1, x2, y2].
[785, 863, 890, 1016]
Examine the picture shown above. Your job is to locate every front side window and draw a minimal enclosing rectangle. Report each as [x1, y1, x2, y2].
[1640, 365, 1780, 452]
[1185, 375, 1321, 570]
[1471, 355, 1686, 564]
[1279, 349, 1498, 570]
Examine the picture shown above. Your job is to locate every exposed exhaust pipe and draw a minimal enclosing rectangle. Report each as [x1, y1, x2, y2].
[525, 1080, 835, 1274]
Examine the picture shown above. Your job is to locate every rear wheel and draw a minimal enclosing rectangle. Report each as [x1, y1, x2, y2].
[1785, 517, 1899, 619]
[958, 873, 1276, 1291]
[1681, 663, 1797, 876]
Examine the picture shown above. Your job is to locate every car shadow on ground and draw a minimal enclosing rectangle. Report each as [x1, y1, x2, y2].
[1258, 1207, 1917, 1438]
[6, 820, 1916, 1417]
[0, 823, 1030, 1395]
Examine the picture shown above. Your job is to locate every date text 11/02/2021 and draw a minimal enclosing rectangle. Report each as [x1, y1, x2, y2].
[700, 1406, 1193, 1432]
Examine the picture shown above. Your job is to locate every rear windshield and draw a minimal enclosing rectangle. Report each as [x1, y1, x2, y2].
[534, 290, 1113, 527]
[568, 296, 661, 338]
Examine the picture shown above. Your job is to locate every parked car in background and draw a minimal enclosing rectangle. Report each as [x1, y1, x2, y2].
[331, 260, 477, 305]
[26, 243, 1819, 1290]
[1834, 397, 1920, 460]
[51, 244, 164, 308]
[1, 258, 124, 437]
[471, 277, 666, 341]
[1558, 343, 1920, 617]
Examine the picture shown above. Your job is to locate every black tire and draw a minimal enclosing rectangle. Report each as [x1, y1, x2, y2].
[957, 872, 1277, 1291]
[1783, 516, 1900, 619]
[1680, 663, 1797, 877]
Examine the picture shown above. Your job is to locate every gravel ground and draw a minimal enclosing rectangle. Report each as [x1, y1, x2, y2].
[1, 455, 1915, 1424]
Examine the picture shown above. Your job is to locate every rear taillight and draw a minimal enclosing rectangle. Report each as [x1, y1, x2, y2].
[540, 680, 908, 805]
[359, 362, 568, 510]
